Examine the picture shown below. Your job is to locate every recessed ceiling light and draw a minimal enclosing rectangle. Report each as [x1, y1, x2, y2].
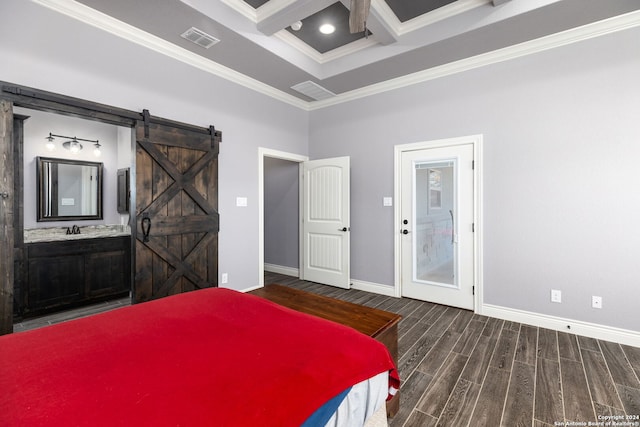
[319, 23, 335, 35]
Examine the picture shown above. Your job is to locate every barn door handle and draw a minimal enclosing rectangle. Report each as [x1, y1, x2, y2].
[141, 213, 151, 242]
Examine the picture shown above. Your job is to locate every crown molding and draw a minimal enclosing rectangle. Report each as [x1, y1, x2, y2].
[218, 0, 257, 22]
[372, 0, 491, 37]
[31, 1, 640, 112]
[308, 9, 640, 110]
[33, 0, 308, 110]
[274, 30, 378, 64]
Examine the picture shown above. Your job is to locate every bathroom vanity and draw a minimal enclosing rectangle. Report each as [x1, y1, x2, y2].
[16, 227, 131, 318]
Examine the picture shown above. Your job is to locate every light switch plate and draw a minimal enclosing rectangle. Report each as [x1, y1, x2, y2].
[383, 197, 393, 207]
[236, 197, 247, 207]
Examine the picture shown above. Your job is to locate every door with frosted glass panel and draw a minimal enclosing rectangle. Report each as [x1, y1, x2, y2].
[400, 144, 474, 309]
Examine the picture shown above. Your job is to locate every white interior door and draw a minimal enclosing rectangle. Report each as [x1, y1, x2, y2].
[300, 157, 350, 289]
[400, 143, 474, 309]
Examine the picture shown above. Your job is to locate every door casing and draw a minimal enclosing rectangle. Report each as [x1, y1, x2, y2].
[257, 148, 308, 288]
[0, 81, 220, 333]
[394, 135, 483, 311]
[258, 149, 351, 289]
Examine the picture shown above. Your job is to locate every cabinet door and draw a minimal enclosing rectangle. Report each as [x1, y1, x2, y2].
[85, 249, 129, 298]
[28, 255, 84, 311]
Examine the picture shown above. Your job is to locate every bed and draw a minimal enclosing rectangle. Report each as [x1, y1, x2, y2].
[0, 287, 399, 426]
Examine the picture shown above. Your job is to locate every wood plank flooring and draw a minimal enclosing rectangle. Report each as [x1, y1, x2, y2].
[264, 273, 640, 427]
[16, 273, 640, 427]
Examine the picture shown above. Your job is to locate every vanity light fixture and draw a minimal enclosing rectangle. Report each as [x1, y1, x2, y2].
[45, 132, 102, 156]
[64, 138, 83, 153]
[45, 134, 56, 151]
[93, 141, 102, 157]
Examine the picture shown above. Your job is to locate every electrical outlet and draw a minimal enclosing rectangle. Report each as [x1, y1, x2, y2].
[551, 289, 562, 303]
[592, 296, 602, 309]
[221, 273, 228, 284]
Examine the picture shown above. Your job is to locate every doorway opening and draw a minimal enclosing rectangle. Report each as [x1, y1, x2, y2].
[12, 106, 134, 324]
[258, 148, 308, 287]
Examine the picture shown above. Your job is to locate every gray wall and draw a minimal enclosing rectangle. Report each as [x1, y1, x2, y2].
[1, 0, 309, 291]
[17, 108, 122, 228]
[308, 27, 640, 331]
[264, 157, 299, 269]
[2, 1, 639, 333]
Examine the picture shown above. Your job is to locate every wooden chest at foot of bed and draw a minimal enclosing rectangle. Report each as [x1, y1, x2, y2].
[249, 283, 402, 417]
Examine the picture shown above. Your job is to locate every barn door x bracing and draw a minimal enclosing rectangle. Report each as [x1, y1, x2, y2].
[135, 111, 221, 303]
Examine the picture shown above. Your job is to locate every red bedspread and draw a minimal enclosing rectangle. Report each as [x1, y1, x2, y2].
[0, 288, 398, 426]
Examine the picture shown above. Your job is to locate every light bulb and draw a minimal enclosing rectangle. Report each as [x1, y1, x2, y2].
[45, 135, 55, 151]
[319, 23, 335, 34]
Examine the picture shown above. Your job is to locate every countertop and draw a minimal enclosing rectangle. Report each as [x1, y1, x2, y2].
[24, 225, 131, 243]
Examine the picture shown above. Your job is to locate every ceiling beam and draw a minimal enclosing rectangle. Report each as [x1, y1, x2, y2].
[257, 0, 335, 36]
[338, 0, 397, 45]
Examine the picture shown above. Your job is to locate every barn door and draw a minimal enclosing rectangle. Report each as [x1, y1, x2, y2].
[134, 111, 221, 303]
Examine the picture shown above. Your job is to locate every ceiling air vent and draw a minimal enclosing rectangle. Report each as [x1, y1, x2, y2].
[291, 81, 336, 101]
[180, 27, 220, 49]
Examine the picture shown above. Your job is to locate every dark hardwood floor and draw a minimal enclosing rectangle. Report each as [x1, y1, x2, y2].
[264, 272, 640, 427]
[16, 273, 640, 426]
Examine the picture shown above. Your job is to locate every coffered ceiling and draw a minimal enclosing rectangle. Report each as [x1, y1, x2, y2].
[32, 0, 640, 108]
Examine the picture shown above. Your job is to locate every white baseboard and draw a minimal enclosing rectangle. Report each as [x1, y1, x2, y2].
[240, 284, 263, 293]
[263, 265, 397, 297]
[481, 303, 640, 348]
[351, 279, 396, 297]
[264, 263, 299, 277]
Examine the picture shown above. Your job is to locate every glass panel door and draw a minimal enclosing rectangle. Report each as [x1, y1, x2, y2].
[400, 141, 475, 310]
[414, 160, 456, 287]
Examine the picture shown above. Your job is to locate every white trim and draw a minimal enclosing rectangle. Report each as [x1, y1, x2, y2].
[258, 148, 308, 287]
[254, 0, 299, 22]
[482, 304, 640, 348]
[393, 135, 483, 309]
[351, 279, 396, 297]
[239, 284, 264, 292]
[33, 1, 640, 111]
[32, 0, 309, 110]
[261, 265, 398, 298]
[371, 0, 491, 37]
[274, 30, 378, 64]
[264, 263, 299, 277]
[308, 10, 640, 110]
[219, 0, 258, 22]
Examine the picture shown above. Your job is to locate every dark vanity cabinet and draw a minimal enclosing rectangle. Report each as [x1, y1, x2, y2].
[21, 236, 130, 317]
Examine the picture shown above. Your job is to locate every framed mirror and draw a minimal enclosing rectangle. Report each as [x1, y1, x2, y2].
[36, 156, 103, 221]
